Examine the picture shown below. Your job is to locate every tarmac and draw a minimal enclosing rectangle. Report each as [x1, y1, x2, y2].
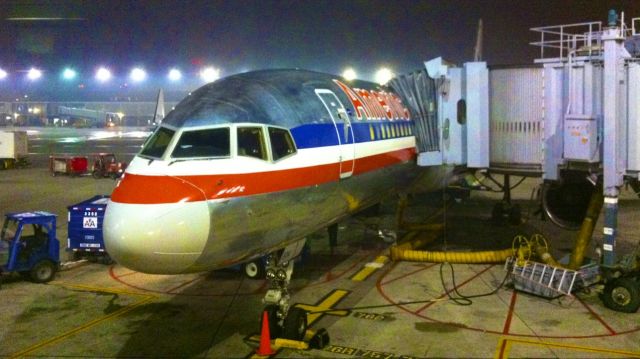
[1, 128, 639, 358]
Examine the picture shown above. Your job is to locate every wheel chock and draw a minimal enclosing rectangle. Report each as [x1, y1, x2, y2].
[270, 328, 329, 351]
[273, 338, 309, 350]
[309, 328, 330, 349]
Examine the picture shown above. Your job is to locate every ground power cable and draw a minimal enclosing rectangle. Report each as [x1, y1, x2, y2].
[204, 274, 246, 357]
[307, 179, 512, 316]
[438, 170, 512, 306]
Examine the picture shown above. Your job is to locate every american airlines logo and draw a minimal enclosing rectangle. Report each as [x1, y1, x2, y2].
[334, 80, 410, 121]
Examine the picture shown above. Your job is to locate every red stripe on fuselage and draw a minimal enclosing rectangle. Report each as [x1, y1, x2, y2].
[111, 147, 416, 204]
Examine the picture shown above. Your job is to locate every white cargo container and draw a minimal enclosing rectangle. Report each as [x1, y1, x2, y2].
[0, 131, 28, 169]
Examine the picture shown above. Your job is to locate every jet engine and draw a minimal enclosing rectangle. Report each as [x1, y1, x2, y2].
[541, 171, 596, 230]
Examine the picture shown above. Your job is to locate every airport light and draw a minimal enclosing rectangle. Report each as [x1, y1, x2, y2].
[200, 66, 220, 83]
[130, 67, 147, 82]
[95, 67, 112, 82]
[342, 68, 357, 81]
[27, 68, 42, 81]
[168, 68, 182, 81]
[375, 67, 394, 85]
[62, 68, 77, 80]
[0, 69, 7, 80]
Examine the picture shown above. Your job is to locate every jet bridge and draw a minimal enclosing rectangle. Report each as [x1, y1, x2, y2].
[392, 11, 640, 270]
[389, 58, 489, 169]
[58, 106, 120, 127]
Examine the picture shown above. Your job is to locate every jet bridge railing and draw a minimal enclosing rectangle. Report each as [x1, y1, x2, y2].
[530, 21, 602, 62]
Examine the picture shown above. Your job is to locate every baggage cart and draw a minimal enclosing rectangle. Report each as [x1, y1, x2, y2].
[50, 155, 89, 176]
[67, 195, 112, 263]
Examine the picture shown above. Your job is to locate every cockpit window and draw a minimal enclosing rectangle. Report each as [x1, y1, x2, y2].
[140, 127, 175, 158]
[172, 128, 230, 158]
[237, 127, 267, 160]
[269, 127, 296, 160]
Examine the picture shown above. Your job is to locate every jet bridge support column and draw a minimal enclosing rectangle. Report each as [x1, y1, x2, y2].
[601, 27, 629, 267]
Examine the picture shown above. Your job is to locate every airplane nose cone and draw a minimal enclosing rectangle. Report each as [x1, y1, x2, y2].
[103, 179, 210, 274]
[103, 200, 210, 274]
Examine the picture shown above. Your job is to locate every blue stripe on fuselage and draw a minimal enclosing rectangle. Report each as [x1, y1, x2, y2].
[291, 121, 414, 149]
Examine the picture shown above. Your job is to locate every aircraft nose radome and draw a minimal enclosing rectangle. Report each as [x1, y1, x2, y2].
[103, 200, 210, 274]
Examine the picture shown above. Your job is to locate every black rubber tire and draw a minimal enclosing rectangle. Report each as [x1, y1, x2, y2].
[243, 260, 265, 279]
[509, 204, 522, 225]
[92, 170, 102, 179]
[99, 254, 115, 265]
[491, 202, 505, 224]
[602, 277, 640, 313]
[261, 304, 281, 338]
[282, 307, 307, 340]
[30, 260, 56, 283]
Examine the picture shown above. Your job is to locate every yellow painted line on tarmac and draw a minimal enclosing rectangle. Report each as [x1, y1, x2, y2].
[296, 289, 350, 326]
[351, 255, 389, 282]
[494, 337, 640, 359]
[9, 283, 156, 359]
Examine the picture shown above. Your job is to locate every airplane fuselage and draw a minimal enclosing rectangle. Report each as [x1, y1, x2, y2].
[103, 69, 451, 274]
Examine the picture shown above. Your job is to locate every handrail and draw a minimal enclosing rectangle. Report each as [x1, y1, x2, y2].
[530, 21, 602, 61]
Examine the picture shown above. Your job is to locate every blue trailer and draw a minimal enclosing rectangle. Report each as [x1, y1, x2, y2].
[67, 195, 112, 263]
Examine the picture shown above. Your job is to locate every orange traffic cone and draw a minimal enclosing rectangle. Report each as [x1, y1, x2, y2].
[256, 311, 276, 356]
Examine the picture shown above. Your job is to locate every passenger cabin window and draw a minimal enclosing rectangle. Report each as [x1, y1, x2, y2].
[237, 127, 267, 160]
[172, 128, 230, 158]
[140, 127, 175, 158]
[269, 127, 296, 161]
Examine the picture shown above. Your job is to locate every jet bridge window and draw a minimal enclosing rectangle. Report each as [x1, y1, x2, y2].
[269, 127, 296, 161]
[237, 127, 267, 160]
[140, 127, 175, 158]
[172, 128, 230, 158]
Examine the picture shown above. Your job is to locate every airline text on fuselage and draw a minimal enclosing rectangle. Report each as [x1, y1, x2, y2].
[334, 80, 411, 121]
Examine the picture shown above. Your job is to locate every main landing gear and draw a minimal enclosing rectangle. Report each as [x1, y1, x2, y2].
[261, 239, 308, 341]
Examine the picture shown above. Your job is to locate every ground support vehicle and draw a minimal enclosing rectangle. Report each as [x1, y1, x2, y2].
[0, 212, 60, 284]
[67, 195, 112, 264]
[91, 153, 127, 179]
[0, 131, 29, 170]
[600, 244, 640, 313]
[49, 155, 89, 176]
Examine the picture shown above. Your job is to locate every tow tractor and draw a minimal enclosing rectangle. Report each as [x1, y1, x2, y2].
[91, 153, 127, 179]
[0, 212, 60, 284]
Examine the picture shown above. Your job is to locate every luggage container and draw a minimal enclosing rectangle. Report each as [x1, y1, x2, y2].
[0, 131, 29, 169]
[67, 195, 112, 263]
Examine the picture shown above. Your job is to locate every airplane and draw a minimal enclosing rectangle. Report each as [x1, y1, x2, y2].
[103, 69, 457, 340]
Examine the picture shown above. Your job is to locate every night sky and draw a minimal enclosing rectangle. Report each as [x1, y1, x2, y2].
[2, 0, 640, 82]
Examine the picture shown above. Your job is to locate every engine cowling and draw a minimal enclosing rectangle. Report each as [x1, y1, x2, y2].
[542, 172, 596, 230]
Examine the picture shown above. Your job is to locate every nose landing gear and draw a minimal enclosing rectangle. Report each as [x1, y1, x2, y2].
[261, 239, 308, 341]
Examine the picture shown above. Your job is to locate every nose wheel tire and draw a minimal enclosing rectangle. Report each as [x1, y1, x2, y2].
[602, 277, 640, 313]
[261, 304, 281, 339]
[244, 260, 265, 279]
[282, 307, 308, 340]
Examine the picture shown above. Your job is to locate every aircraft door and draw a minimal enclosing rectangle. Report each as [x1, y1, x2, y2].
[315, 89, 355, 179]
